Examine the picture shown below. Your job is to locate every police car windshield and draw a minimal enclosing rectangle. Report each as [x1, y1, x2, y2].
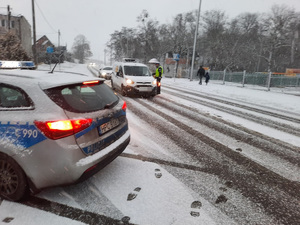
[124, 66, 151, 76]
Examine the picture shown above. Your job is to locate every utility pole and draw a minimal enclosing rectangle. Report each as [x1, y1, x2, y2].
[58, 29, 60, 48]
[31, 0, 38, 66]
[190, 0, 202, 81]
[7, 5, 11, 30]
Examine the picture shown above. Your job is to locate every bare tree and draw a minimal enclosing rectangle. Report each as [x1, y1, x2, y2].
[72, 34, 92, 64]
[259, 4, 297, 72]
[105, 5, 300, 72]
[201, 10, 228, 70]
[136, 10, 160, 63]
[227, 13, 261, 71]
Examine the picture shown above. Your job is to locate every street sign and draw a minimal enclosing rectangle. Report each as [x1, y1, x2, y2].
[173, 54, 180, 61]
[46, 46, 54, 53]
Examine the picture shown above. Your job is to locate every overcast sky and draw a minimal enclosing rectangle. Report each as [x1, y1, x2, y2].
[1, 0, 300, 62]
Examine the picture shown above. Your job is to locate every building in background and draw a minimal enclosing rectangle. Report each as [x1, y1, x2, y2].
[0, 13, 32, 57]
[35, 35, 54, 53]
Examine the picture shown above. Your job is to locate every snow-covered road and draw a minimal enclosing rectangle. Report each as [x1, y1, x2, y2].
[1, 63, 299, 225]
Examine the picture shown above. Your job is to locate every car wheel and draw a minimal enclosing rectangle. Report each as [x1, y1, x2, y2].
[0, 152, 28, 201]
[121, 85, 126, 96]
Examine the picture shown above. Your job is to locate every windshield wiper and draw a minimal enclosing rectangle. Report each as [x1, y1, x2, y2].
[49, 52, 64, 74]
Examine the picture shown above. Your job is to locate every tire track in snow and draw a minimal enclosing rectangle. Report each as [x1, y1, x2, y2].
[163, 88, 300, 137]
[124, 97, 300, 225]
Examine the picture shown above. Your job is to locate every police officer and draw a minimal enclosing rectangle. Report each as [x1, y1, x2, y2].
[155, 62, 163, 94]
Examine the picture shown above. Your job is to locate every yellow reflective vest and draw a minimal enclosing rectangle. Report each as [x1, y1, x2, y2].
[155, 66, 163, 78]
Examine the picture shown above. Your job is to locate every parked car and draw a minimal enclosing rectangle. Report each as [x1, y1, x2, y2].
[98, 66, 113, 79]
[111, 58, 157, 97]
[0, 68, 130, 201]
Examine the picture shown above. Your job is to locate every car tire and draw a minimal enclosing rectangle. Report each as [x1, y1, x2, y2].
[0, 152, 28, 201]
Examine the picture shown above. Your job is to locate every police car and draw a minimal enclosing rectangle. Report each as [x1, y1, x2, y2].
[0, 68, 130, 201]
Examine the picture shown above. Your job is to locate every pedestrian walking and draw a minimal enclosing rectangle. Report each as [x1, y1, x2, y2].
[197, 66, 205, 85]
[205, 72, 210, 85]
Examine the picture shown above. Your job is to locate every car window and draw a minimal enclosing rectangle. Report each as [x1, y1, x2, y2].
[0, 84, 32, 109]
[118, 66, 123, 77]
[103, 67, 112, 70]
[124, 66, 151, 76]
[45, 82, 119, 113]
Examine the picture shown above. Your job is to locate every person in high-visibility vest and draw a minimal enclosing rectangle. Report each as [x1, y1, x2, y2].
[155, 62, 163, 94]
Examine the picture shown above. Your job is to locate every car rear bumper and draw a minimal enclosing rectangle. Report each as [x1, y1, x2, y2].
[23, 130, 130, 193]
[76, 132, 130, 183]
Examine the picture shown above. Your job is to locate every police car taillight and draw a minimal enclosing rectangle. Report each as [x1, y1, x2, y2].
[122, 101, 127, 111]
[34, 118, 93, 140]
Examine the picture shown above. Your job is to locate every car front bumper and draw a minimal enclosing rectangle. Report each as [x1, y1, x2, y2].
[124, 86, 157, 95]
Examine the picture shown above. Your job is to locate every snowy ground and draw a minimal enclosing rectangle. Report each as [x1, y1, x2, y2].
[1, 62, 299, 225]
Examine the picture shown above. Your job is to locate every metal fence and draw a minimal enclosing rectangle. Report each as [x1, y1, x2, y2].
[164, 66, 300, 89]
[209, 71, 300, 89]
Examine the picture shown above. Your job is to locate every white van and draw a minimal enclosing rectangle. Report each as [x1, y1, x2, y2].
[111, 58, 157, 97]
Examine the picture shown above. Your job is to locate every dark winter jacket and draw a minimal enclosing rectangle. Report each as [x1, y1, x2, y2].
[197, 67, 205, 77]
[205, 72, 210, 83]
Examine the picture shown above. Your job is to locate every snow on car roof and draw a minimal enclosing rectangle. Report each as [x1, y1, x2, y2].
[118, 62, 149, 67]
[102, 66, 112, 70]
[0, 69, 104, 89]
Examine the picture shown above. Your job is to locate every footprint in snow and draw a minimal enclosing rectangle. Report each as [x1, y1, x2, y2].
[127, 187, 141, 201]
[2, 217, 14, 223]
[215, 194, 228, 204]
[236, 148, 242, 152]
[155, 168, 162, 178]
[190, 200, 202, 217]
[120, 216, 131, 224]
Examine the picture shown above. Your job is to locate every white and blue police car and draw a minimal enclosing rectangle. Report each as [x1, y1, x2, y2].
[0, 66, 130, 201]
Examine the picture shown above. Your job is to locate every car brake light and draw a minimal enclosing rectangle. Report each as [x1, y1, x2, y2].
[122, 101, 127, 111]
[83, 80, 99, 85]
[34, 118, 93, 140]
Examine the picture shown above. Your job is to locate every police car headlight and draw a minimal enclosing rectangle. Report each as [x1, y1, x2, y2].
[101, 72, 106, 75]
[126, 79, 134, 84]
[152, 79, 157, 85]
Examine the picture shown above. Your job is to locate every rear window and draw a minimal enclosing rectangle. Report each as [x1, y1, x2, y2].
[124, 66, 151, 76]
[45, 82, 119, 113]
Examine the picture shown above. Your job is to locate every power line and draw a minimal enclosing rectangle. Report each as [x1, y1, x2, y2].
[34, 0, 57, 33]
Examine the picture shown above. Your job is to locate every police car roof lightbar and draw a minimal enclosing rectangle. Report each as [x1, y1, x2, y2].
[0, 60, 36, 70]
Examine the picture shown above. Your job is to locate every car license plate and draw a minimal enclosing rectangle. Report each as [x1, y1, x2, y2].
[139, 87, 151, 92]
[99, 118, 119, 134]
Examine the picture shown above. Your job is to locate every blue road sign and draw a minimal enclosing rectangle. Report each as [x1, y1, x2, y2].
[46, 46, 54, 53]
[173, 54, 180, 61]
